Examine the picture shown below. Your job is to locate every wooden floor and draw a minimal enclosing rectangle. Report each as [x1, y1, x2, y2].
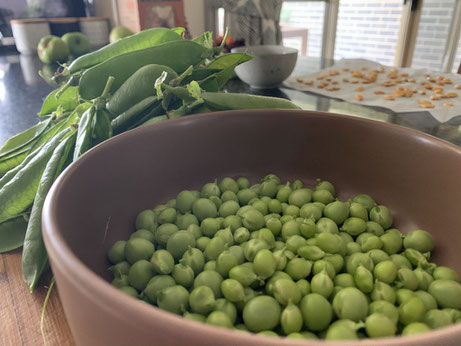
[0, 249, 74, 346]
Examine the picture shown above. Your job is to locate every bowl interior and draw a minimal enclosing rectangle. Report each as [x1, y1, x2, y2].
[231, 45, 298, 57]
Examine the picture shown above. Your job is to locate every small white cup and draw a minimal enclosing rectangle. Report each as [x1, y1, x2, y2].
[11, 19, 51, 55]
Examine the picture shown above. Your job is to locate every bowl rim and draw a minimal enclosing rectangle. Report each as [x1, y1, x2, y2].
[231, 45, 298, 56]
[43, 109, 461, 345]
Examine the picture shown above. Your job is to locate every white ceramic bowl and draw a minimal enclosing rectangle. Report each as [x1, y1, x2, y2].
[231, 45, 298, 89]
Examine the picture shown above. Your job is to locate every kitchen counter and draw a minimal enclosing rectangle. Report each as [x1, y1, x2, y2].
[2, 52, 461, 345]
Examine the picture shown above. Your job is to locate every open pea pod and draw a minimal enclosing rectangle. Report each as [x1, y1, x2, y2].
[38, 86, 79, 117]
[22, 131, 77, 291]
[79, 40, 214, 100]
[201, 92, 301, 110]
[0, 213, 29, 253]
[0, 129, 69, 224]
[68, 27, 185, 74]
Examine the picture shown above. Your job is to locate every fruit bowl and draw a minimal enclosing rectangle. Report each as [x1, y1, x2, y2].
[42, 110, 461, 345]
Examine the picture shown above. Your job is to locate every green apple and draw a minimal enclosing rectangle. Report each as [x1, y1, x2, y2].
[37, 35, 69, 64]
[109, 26, 134, 43]
[62, 32, 92, 57]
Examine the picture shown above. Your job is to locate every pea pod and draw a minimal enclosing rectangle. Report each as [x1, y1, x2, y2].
[106, 64, 177, 116]
[91, 109, 112, 146]
[68, 27, 185, 74]
[38, 86, 79, 117]
[22, 130, 77, 291]
[0, 129, 69, 224]
[201, 92, 301, 110]
[73, 106, 96, 161]
[0, 213, 29, 253]
[111, 97, 163, 134]
[79, 40, 213, 100]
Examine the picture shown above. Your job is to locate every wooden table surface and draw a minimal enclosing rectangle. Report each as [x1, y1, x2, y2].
[1, 249, 75, 346]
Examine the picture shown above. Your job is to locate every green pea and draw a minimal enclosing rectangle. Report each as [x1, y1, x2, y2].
[315, 232, 342, 254]
[349, 202, 368, 221]
[236, 189, 254, 207]
[283, 205, 300, 218]
[404, 229, 434, 253]
[250, 183, 261, 195]
[341, 217, 367, 236]
[237, 177, 250, 189]
[369, 205, 393, 229]
[433, 266, 461, 283]
[215, 251, 238, 278]
[196, 236, 211, 252]
[401, 322, 431, 336]
[424, 309, 453, 329]
[234, 227, 250, 244]
[193, 270, 223, 298]
[158, 207, 176, 224]
[281, 303, 303, 335]
[183, 312, 206, 323]
[222, 215, 242, 232]
[214, 298, 237, 324]
[266, 217, 282, 237]
[332, 287, 368, 322]
[209, 195, 222, 209]
[119, 286, 139, 298]
[109, 261, 131, 278]
[153, 204, 167, 216]
[288, 188, 313, 207]
[325, 322, 358, 340]
[243, 296, 281, 332]
[243, 238, 269, 261]
[300, 203, 323, 221]
[214, 227, 233, 247]
[181, 247, 205, 275]
[367, 249, 390, 265]
[414, 266, 434, 291]
[299, 218, 317, 238]
[396, 288, 415, 305]
[298, 245, 325, 261]
[373, 260, 397, 284]
[300, 293, 333, 331]
[259, 180, 278, 198]
[414, 290, 438, 311]
[136, 209, 157, 231]
[204, 236, 226, 261]
[166, 199, 176, 209]
[143, 275, 175, 304]
[252, 249, 275, 279]
[390, 253, 412, 270]
[200, 218, 221, 237]
[352, 194, 376, 212]
[108, 240, 126, 264]
[276, 183, 292, 203]
[369, 300, 399, 325]
[192, 198, 218, 221]
[125, 238, 155, 264]
[280, 214, 294, 224]
[428, 279, 461, 309]
[395, 267, 419, 291]
[130, 229, 155, 244]
[399, 296, 426, 325]
[128, 260, 154, 291]
[204, 260, 216, 271]
[311, 270, 334, 298]
[334, 273, 356, 288]
[175, 213, 199, 230]
[241, 208, 265, 231]
[323, 254, 344, 274]
[187, 285, 215, 314]
[295, 279, 310, 296]
[365, 313, 396, 338]
[366, 221, 384, 236]
[228, 245, 245, 264]
[380, 232, 403, 255]
[292, 179, 303, 190]
[285, 257, 312, 280]
[217, 177, 237, 194]
[229, 264, 258, 287]
[312, 259, 336, 279]
[220, 278, 244, 303]
[316, 218, 339, 235]
[206, 311, 233, 329]
[443, 308, 461, 323]
[272, 278, 302, 305]
[172, 263, 195, 288]
[150, 249, 174, 274]
[272, 249, 287, 271]
[166, 230, 196, 261]
[370, 281, 396, 304]
[404, 248, 430, 268]
[324, 201, 349, 225]
[312, 189, 334, 205]
[315, 179, 335, 195]
[253, 228, 275, 248]
[185, 223, 201, 240]
[354, 265, 374, 293]
[111, 275, 129, 288]
[346, 252, 374, 275]
[346, 242, 362, 255]
[154, 223, 179, 247]
[360, 235, 383, 252]
[176, 190, 199, 213]
[221, 190, 238, 203]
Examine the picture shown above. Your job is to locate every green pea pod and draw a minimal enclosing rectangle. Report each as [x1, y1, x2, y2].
[68, 27, 184, 74]
[79, 40, 213, 100]
[0, 117, 53, 158]
[73, 106, 96, 161]
[22, 131, 77, 292]
[140, 114, 168, 127]
[0, 129, 69, 224]
[201, 92, 301, 110]
[106, 64, 177, 117]
[38, 86, 79, 117]
[91, 109, 112, 146]
[111, 96, 162, 134]
[0, 213, 29, 253]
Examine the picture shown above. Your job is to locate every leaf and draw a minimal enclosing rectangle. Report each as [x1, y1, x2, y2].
[0, 117, 52, 158]
[22, 132, 76, 291]
[0, 214, 29, 253]
[207, 52, 253, 70]
[0, 129, 69, 224]
[73, 107, 95, 161]
[38, 86, 79, 117]
[192, 31, 213, 49]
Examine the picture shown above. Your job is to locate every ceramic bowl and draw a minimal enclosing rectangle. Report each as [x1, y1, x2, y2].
[231, 45, 298, 89]
[43, 110, 461, 346]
